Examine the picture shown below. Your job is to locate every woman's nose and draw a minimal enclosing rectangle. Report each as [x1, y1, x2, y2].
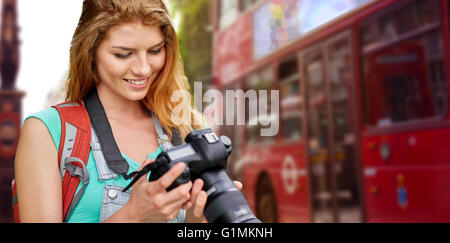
[132, 55, 151, 77]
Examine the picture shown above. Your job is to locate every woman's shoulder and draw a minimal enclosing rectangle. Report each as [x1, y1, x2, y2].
[23, 106, 62, 151]
[25, 106, 60, 121]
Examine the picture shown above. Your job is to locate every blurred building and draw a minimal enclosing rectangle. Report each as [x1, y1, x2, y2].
[0, 0, 22, 223]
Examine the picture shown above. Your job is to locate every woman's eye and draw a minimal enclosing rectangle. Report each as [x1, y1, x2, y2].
[114, 53, 132, 59]
[149, 48, 162, 55]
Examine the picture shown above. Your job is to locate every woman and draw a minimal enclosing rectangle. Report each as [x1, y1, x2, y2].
[14, 0, 241, 223]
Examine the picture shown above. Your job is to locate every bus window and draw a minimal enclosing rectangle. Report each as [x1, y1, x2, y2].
[219, 0, 239, 30]
[244, 67, 277, 144]
[306, 57, 328, 150]
[279, 57, 302, 141]
[328, 39, 353, 143]
[242, 0, 263, 12]
[360, 0, 447, 127]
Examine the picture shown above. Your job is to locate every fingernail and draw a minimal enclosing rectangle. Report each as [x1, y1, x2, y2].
[185, 202, 193, 210]
[177, 162, 186, 170]
[200, 191, 207, 202]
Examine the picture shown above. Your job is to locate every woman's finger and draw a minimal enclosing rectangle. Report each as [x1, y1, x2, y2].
[190, 179, 204, 204]
[153, 162, 187, 192]
[163, 182, 194, 214]
[181, 201, 193, 210]
[163, 181, 192, 205]
[234, 181, 243, 191]
[149, 180, 192, 212]
[193, 191, 208, 218]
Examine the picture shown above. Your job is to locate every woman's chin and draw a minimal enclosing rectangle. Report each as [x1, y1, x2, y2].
[125, 91, 148, 102]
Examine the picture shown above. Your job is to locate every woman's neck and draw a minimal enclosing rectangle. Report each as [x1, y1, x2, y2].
[96, 86, 150, 121]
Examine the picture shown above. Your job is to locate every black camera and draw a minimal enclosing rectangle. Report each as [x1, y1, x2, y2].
[124, 128, 261, 223]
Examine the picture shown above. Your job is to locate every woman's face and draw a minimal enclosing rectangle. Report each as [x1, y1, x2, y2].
[95, 21, 166, 102]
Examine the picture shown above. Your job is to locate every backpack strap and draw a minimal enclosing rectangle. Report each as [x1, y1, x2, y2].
[12, 179, 19, 222]
[12, 102, 91, 223]
[52, 102, 91, 222]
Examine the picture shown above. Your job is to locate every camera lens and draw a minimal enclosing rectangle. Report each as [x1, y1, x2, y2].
[201, 170, 261, 223]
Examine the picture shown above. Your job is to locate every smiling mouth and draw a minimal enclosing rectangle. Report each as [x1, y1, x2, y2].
[123, 78, 148, 85]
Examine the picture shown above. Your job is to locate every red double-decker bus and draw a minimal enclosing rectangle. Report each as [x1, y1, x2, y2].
[211, 0, 450, 223]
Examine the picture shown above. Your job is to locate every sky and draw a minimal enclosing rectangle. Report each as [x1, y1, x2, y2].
[16, 0, 84, 119]
[15, 0, 177, 120]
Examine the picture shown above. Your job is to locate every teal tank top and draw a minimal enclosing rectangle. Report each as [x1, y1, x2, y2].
[25, 107, 163, 223]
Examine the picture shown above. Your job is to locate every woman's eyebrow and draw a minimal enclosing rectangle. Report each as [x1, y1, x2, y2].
[112, 40, 165, 51]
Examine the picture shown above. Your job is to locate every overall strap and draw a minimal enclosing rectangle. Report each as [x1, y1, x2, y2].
[151, 112, 174, 151]
[90, 127, 119, 182]
[151, 111, 184, 148]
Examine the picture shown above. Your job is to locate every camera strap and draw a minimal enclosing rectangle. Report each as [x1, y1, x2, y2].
[121, 159, 165, 192]
[84, 88, 182, 180]
[122, 113, 183, 192]
[84, 89, 131, 179]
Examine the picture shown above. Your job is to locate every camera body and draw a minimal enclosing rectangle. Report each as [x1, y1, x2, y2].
[147, 128, 261, 223]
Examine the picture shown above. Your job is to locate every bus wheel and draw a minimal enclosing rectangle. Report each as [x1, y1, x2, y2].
[257, 175, 277, 223]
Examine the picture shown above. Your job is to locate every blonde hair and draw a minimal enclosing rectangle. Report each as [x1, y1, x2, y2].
[66, 0, 204, 139]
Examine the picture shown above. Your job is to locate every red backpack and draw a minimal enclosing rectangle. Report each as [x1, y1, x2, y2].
[12, 102, 91, 223]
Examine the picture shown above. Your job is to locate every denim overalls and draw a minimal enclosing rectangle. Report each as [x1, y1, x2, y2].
[90, 115, 186, 223]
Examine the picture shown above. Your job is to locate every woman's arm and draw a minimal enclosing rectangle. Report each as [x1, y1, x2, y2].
[14, 118, 63, 222]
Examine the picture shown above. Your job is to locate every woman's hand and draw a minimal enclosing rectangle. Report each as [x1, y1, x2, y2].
[109, 160, 192, 223]
[184, 179, 243, 223]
